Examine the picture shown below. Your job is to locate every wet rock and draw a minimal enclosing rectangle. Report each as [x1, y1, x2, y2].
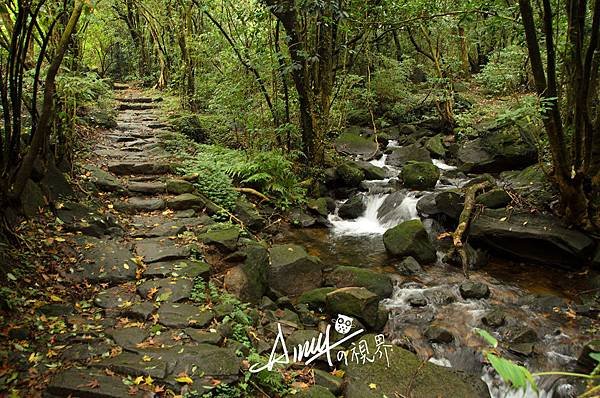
[335, 128, 379, 158]
[166, 178, 195, 194]
[508, 343, 535, 356]
[145, 259, 210, 279]
[482, 308, 506, 328]
[114, 197, 165, 213]
[137, 277, 193, 302]
[425, 134, 446, 157]
[224, 244, 269, 304]
[577, 340, 600, 372]
[471, 209, 595, 267]
[336, 163, 365, 187]
[294, 385, 336, 398]
[401, 161, 440, 190]
[47, 368, 144, 398]
[94, 285, 139, 309]
[417, 190, 464, 220]
[387, 144, 431, 167]
[268, 244, 323, 297]
[395, 256, 423, 275]
[235, 197, 266, 231]
[407, 293, 428, 307]
[508, 326, 538, 344]
[423, 288, 456, 305]
[376, 191, 406, 224]
[136, 239, 190, 263]
[199, 224, 241, 252]
[476, 188, 511, 209]
[325, 266, 393, 298]
[71, 239, 137, 284]
[185, 329, 223, 345]
[425, 326, 454, 343]
[107, 327, 149, 349]
[353, 161, 386, 180]
[289, 208, 317, 227]
[383, 219, 437, 264]
[500, 164, 557, 208]
[459, 281, 490, 300]
[325, 287, 380, 329]
[445, 243, 488, 270]
[157, 303, 213, 328]
[84, 165, 125, 192]
[458, 125, 536, 173]
[108, 161, 172, 175]
[344, 334, 490, 398]
[339, 195, 365, 219]
[20, 179, 45, 217]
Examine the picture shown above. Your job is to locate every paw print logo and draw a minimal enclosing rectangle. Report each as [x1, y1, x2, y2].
[333, 314, 354, 334]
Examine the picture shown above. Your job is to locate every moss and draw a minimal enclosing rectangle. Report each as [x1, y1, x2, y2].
[401, 161, 440, 190]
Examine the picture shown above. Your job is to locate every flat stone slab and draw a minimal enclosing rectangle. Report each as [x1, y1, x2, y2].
[157, 303, 213, 328]
[71, 239, 137, 284]
[185, 329, 222, 345]
[137, 277, 193, 302]
[47, 368, 145, 397]
[60, 340, 113, 362]
[108, 161, 172, 175]
[94, 285, 139, 309]
[135, 239, 190, 263]
[93, 351, 168, 379]
[106, 327, 150, 349]
[132, 221, 187, 238]
[121, 301, 155, 321]
[114, 197, 166, 213]
[83, 165, 125, 192]
[127, 181, 166, 194]
[145, 259, 210, 279]
[166, 193, 209, 210]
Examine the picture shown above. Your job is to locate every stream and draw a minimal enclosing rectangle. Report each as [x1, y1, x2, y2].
[279, 139, 596, 398]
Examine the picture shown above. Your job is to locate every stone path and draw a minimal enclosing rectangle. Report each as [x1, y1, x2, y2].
[45, 88, 239, 397]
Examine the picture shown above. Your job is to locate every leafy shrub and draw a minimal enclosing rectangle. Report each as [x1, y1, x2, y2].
[476, 45, 529, 95]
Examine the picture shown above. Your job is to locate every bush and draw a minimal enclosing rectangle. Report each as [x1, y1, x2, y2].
[475, 45, 529, 95]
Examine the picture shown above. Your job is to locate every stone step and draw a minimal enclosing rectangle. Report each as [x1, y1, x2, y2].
[108, 161, 173, 175]
[47, 368, 145, 397]
[117, 103, 158, 111]
[113, 197, 166, 213]
[113, 82, 129, 90]
[127, 181, 166, 194]
[117, 97, 161, 104]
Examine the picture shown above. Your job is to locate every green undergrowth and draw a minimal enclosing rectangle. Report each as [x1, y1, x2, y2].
[161, 131, 305, 210]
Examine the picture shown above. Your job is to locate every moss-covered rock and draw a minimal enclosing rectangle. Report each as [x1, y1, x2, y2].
[268, 244, 323, 297]
[425, 134, 446, 157]
[353, 161, 386, 180]
[476, 188, 511, 208]
[291, 385, 336, 398]
[334, 127, 378, 157]
[325, 266, 393, 298]
[307, 198, 329, 217]
[343, 334, 490, 398]
[383, 219, 436, 263]
[338, 195, 365, 219]
[297, 287, 336, 309]
[387, 144, 431, 167]
[335, 163, 365, 187]
[325, 287, 380, 329]
[166, 179, 195, 194]
[198, 224, 241, 252]
[224, 244, 269, 304]
[235, 196, 265, 231]
[401, 161, 440, 190]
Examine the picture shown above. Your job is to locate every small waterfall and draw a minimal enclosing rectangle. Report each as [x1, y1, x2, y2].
[369, 154, 388, 168]
[432, 158, 458, 171]
[329, 192, 419, 236]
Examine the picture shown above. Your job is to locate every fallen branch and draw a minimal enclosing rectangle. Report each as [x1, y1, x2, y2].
[439, 178, 494, 278]
[234, 187, 270, 202]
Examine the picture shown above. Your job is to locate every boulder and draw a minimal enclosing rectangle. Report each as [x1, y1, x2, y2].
[401, 161, 440, 190]
[383, 219, 437, 264]
[234, 197, 266, 231]
[476, 188, 511, 208]
[500, 164, 557, 208]
[335, 127, 378, 158]
[224, 244, 270, 304]
[343, 335, 490, 398]
[41, 161, 74, 201]
[268, 244, 323, 297]
[325, 287, 381, 329]
[458, 126, 537, 173]
[336, 163, 365, 187]
[166, 193, 210, 211]
[339, 195, 365, 219]
[294, 385, 336, 398]
[307, 198, 330, 217]
[387, 144, 431, 167]
[425, 135, 446, 157]
[325, 266, 393, 298]
[353, 161, 386, 180]
[425, 326, 454, 343]
[459, 281, 490, 300]
[85, 165, 125, 192]
[417, 190, 464, 220]
[470, 209, 595, 267]
[395, 256, 423, 275]
[376, 191, 406, 224]
[20, 179, 45, 217]
[289, 208, 317, 228]
[297, 287, 337, 310]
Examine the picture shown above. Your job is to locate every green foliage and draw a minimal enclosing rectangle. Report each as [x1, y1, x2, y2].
[476, 45, 529, 95]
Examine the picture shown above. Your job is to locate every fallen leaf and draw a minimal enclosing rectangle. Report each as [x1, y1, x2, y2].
[175, 374, 193, 384]
[369, 383, 377, 389]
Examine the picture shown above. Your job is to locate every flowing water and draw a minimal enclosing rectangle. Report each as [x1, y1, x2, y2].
[280, 142, 598, 397]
